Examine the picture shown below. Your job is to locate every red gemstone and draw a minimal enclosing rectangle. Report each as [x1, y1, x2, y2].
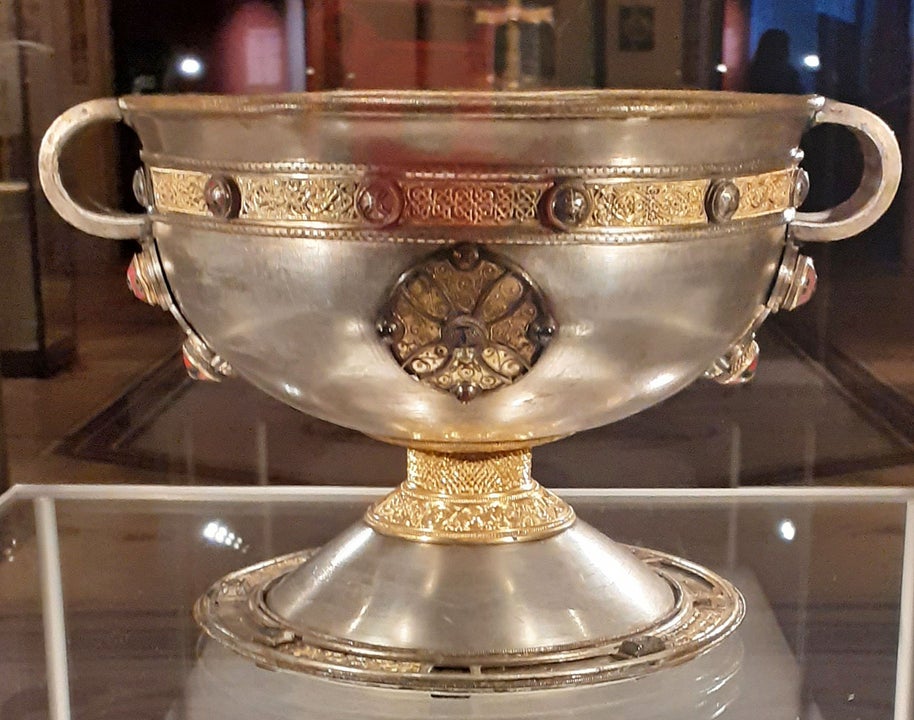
[747, 353, 760, 374]
[126, 259, 146, 302]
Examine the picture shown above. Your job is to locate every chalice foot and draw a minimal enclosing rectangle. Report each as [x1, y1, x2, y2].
[195, 449, 744, 692]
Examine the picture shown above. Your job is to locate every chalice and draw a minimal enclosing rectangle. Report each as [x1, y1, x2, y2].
[39, 87, 900, 691]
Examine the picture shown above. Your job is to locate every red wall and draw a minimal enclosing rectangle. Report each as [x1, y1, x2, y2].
[214, 2, 288, 94]
[722, 0, 751, 90]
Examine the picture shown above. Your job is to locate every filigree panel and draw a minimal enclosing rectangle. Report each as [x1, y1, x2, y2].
[365, 449, 575, 543]
[147, 164, 797, 230]
[150, 168, 208, 215]
[238, 176, 361, 223]
[733, 169, 794, 219]
[366, 485, 575, 543]
[401, 181, 547, 226]
[377, 244, 555, 402]
[590, 180, 707, 226]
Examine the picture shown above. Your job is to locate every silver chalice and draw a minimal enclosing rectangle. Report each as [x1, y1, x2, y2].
[39, 88, 900, 691]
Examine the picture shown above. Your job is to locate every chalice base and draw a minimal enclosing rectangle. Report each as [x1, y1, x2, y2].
[195, 449, 744, 692]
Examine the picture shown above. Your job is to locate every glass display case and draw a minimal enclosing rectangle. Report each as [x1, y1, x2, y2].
[1, 483, 912, 719]
[0, 0, 80, 377]
[4, 1, 914, 716]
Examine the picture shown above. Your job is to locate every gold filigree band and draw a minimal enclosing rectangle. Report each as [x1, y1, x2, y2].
[148, 165, 797, 232]
[365, 448, 575, 544]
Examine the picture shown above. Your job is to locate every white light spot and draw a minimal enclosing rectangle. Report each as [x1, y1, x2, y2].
[803, 54, 820, 70]
[778, 519, 797, 542]
[177, 55, 204, 79]
[202, 520, 246, 550]
[716, 63, 728, 74]
[282, 382, 302, 398]
[646, 372, 678, 393]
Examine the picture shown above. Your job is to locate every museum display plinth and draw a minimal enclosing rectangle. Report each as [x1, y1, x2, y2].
[37, 88, 900, 690]
[1, 484, 911, 718]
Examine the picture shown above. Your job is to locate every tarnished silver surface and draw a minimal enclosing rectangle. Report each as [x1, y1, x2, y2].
[37, 89, 899, 692]
[152, 226, 784, 445]
[195, 523, 744, 692]
[37, 90, 901, 447]
[265, 521, 673, 654]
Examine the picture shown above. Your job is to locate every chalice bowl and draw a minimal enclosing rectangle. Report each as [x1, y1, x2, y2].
[40, 84, 899, 691]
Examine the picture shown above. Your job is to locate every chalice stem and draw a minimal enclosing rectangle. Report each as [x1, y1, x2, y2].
[365, 448, 576, 544]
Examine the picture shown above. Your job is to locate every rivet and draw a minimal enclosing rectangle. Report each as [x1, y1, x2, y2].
[455, 383, 480, 403]
[529, 319, 556, 345]
[376, 317, 399, 341]
[204, 175, 241, 219]
[618, 635, 666, 658]
[543, 180, 593, 231]
[356, 177, 403, 227]
[450, 243, 481, 271]
[792, 168, 810, 208]
[705, 180, 741, 223]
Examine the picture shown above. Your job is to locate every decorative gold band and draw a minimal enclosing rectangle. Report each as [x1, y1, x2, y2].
[365, 449, 575, 544]
[148, 164, 797, 232]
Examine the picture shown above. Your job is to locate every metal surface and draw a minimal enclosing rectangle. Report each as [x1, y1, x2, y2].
[152, 227, 783, 445]
[35, 89, 900, 692]
[181, 331, 234, 382]
[704, 335, 760, 386]
[37, 90, 901, 446]
[792, 98, 902, 242]
[37, 98, 147, 239]
[145, 164, 794, 231]
[126, 245, 171, 310]
[377, 244, 556, 402]
[364, 449, 575, 542]
[196, 526, 744, 692]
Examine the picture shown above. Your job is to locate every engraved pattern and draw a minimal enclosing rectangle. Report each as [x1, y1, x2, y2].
[366, 487, 575, 543]
[591, 180, 706, 226]
[380, 245, 554, 401]
[402, 182, 548, 225]
[238, 176, 361, 222]
[365, 449, 575, 543]
[150, 168, 208, 215]
[148, 165, 796, 228]
[141, 149, 794, 179]
[196, 544, 744, 690]
[288, 644, 422, 673]
[406, 448, 532, 494]
[733, 170, 794, 219]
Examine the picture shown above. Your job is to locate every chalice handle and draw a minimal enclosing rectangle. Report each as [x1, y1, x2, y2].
[38, 98, 147, 240]
[792, 97, 902, 242]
